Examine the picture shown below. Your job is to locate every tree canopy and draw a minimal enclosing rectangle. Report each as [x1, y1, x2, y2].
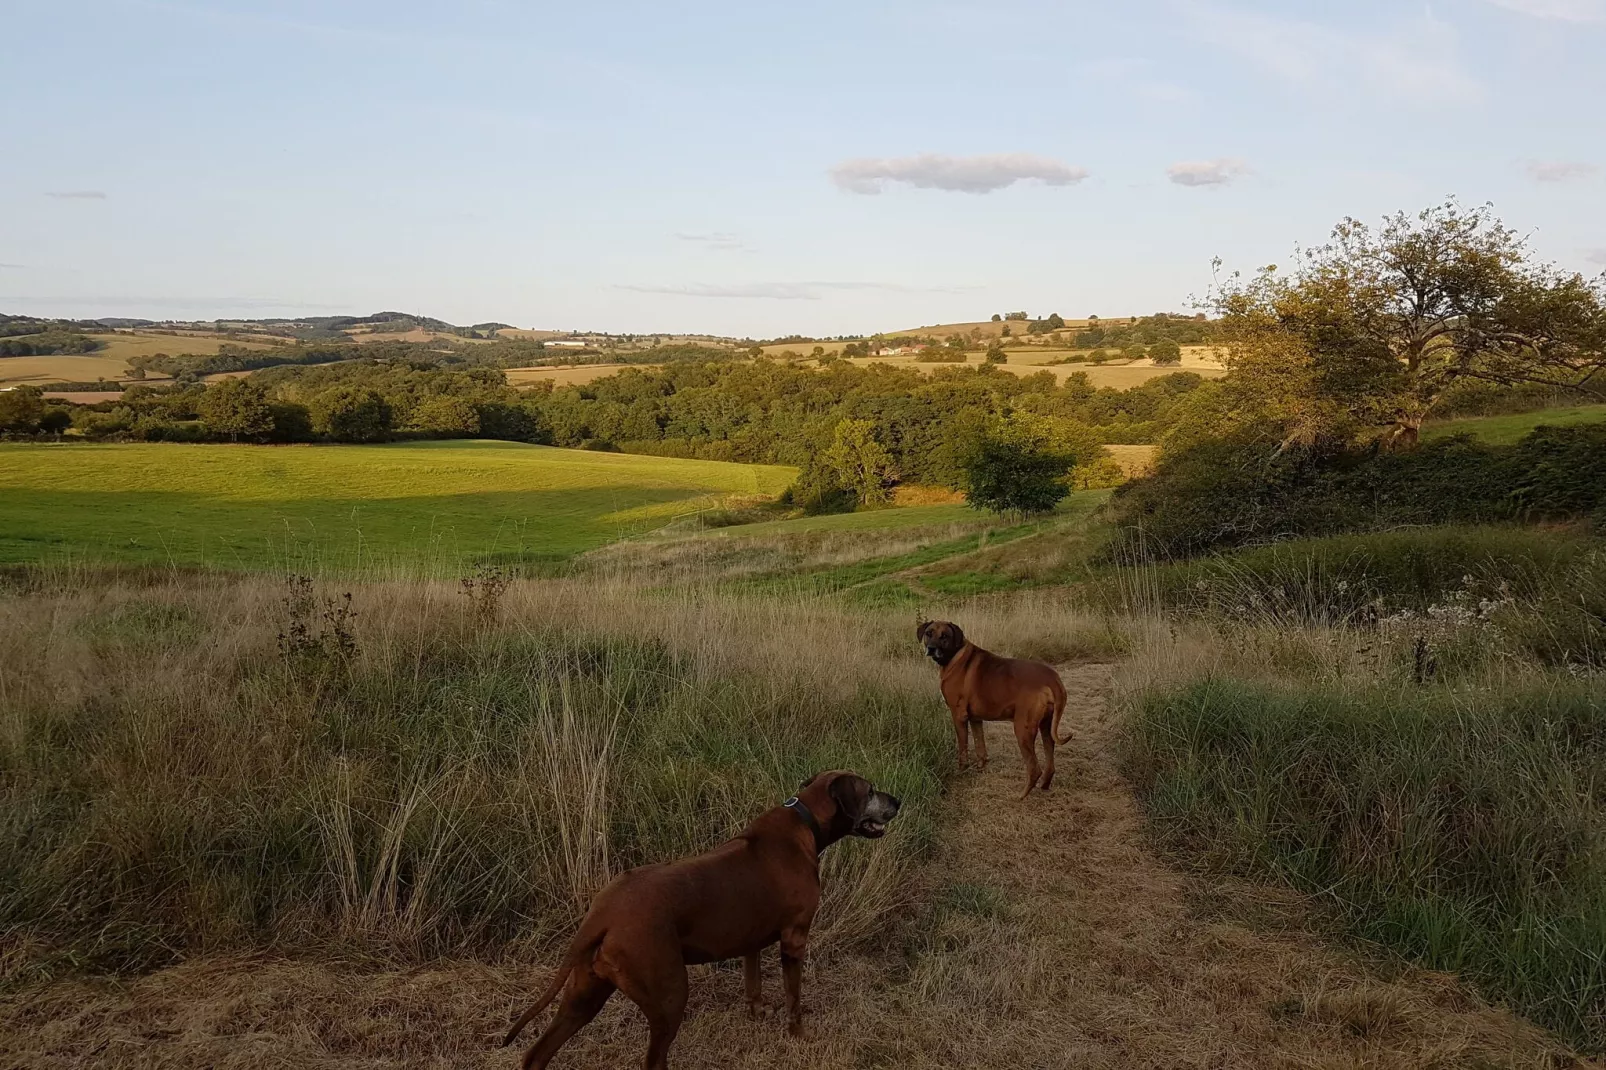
[197, 378, 274, 441]
[1213, 200, 1606, 447]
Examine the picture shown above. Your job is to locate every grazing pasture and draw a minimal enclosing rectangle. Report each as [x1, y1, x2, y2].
[1422, 403, 1606, 445]
[0, 440, 794, 572]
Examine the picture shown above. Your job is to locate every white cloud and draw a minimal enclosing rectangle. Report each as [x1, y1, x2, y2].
[830, 153, 1088, 195]
[45, 190, 107, 200]
[617, 281, 968, 301]
[1529, 161, 1598, 182]
[1167, 158, 1251, 187]
[1180, 4, 1479, 103]
[1484, 0, 1606, 21]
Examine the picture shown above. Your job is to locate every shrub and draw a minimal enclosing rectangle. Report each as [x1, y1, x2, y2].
[72, 406, 134, 439]
[1149, 339, 1182, 366]
[1111, 425, 1606, 558]
[964, 436, 1071, 516]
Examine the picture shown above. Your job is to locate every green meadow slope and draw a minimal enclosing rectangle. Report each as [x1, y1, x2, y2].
[1422, 403, 1606, 445]
[0, 440, 794, 572]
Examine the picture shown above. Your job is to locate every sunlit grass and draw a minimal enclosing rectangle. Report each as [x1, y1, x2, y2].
[0, 441, 796, 573]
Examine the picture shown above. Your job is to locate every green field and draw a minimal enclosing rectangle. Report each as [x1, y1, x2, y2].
[0, 440, 795, 572]
[1422, 403, 1606, 445]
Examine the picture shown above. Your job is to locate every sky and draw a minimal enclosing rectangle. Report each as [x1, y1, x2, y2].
[3, 0, 1604, 337]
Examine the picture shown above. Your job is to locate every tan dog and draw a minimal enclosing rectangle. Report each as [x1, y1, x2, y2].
[501, 770, 902, 1069]
[916, 620, 1069, 798]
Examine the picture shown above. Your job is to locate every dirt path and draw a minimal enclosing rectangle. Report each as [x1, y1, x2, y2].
[2, 664, 1590, 1068]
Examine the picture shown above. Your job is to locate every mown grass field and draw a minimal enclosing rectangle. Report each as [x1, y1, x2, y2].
[84, 331, 281, 360]
[1423, 403, 1606, 444]
[0, 353, 141, 386]
[0, 440, 795, 572]
[504, 363, 648, 386]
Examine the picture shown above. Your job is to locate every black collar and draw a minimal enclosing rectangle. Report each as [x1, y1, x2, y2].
[783, 796, 827, 854]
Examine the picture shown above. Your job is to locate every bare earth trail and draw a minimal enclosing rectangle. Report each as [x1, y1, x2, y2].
[2, 665, 1591, 1069]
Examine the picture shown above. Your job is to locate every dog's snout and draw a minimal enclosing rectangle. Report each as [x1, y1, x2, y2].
[887, 795, 901, 815]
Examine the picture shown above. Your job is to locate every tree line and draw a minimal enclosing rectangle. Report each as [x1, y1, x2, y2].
[1, 355, 1218, 511]
[0, 332, 104, 356]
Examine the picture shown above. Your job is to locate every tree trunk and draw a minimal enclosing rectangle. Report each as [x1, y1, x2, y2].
[1382, 419, 1421, 451]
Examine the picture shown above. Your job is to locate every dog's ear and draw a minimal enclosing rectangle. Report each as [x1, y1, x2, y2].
[948, 623, 965, 648]
[799, 772, 819, 790]
[828, 773, 870, 822]
[915, 619, 931, 642]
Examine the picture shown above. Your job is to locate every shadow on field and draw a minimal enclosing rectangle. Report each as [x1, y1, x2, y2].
[0, 487, 718, 571]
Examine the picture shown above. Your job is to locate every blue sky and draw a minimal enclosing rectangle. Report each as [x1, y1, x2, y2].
[3, 0, 1603, 336]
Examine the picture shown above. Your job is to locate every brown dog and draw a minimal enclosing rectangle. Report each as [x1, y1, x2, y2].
[916, 620, 1069, 798]
[501, 770, 901, 1069]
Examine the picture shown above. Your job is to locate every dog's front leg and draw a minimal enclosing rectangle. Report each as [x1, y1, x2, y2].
[951, 713, 969, 769]
[969, 717, 988, 769]
[743, 951, 764, 1018]
[779, 928, 809, 1037]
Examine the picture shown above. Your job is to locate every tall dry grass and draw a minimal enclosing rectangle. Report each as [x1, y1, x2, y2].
[1111, 540, 1606, 1051]
[0, 571, 971, 980]
[583, 519, 998, 585]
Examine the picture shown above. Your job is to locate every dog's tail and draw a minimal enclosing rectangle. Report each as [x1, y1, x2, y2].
[1051, 677, 1073, 744]
[501, 925, 606, 1047]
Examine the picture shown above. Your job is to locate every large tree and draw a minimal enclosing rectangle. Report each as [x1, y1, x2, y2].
[197, 378, 274, 441]
[1214, 201, 1606, 448]
[824, 418, 896, 505]
[964, 436, 1071, 516]
[0, 385, 45, 433]
[311, 387, 394, 443]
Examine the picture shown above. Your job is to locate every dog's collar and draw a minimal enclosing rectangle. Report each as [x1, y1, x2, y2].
[783, 796, 827, 854]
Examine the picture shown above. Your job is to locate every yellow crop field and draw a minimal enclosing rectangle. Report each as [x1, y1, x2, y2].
[87, 332, 282, 361]
[506, 363, 658, 386]
[0, 353, 144, 386]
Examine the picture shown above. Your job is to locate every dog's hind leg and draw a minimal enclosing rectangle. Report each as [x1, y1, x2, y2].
[780, 926, 811, 1038]
[520, 961, 615, 1070]
[1014, 718, 1041, 799]
[1037, 714, 1056, 791]
[610, 945, 688, 1070]
[640, 982, 686, 1070]
[743, 950, 764, 1018]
